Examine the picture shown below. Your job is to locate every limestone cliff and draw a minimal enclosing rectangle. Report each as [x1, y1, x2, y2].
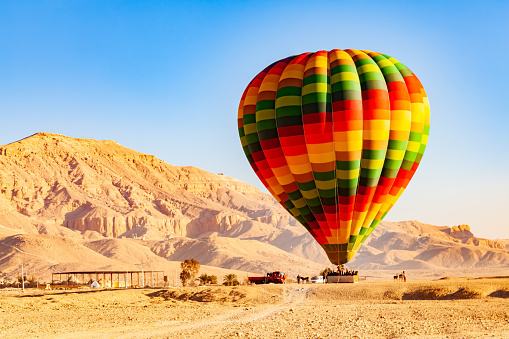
[443, 225, 505, 249]
[0, 133, 293, 239]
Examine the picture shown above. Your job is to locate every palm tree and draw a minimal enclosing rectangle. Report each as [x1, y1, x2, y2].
[199, 273, 209, 285]
[223, 273, 238, 286]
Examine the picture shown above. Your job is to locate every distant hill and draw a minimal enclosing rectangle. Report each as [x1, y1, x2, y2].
[0, 133, 507, 281]
[353, 221, 509, 269]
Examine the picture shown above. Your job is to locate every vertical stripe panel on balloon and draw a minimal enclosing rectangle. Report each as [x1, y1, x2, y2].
[301, 51, 338, 241]
[329, 49, 363, 248]
[238, 67, 283, 201]
[266, 56, 321, 232]
[346, 49, 391, 250]
[241, 63, 291, 206]
[323, 49, 364, 262]
[414, 74, 430, 164]
[352, 51, 412, 248]
[255, 56, 316, 231]
[275, 53, 328, 243]
[360, 56, 429, 243]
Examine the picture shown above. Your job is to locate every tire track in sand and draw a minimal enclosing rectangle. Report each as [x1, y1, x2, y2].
[49, 286, 311, 339]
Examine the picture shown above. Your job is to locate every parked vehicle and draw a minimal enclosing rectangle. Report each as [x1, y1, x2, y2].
[248, 271, 286, 284]
[310, 276, 325, 283]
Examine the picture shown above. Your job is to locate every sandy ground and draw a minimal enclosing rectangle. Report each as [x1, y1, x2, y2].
[1, 278, 509, 338]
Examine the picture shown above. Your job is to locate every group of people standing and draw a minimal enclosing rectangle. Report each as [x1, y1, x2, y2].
[336, 265, 357, 276]
[296, 265, 358, 284]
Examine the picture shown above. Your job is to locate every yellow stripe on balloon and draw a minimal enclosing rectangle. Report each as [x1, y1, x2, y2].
[357, 64, 381, 74]
[276, 96, 301, 107]
[331, 72, 359, 83]
[302, 82, 329, 96]
[361, 158, 385, 169]
[336, 169, 360, 180]
[256, 109, 276, 121]
[334, 140, 363, 152]
[259, 81, 279, 92]
[279, 69, 305, 80]
[287, 162, 312, 175]
[304, 55, 328, 70]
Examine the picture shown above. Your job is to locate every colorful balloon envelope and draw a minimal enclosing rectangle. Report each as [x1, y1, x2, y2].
[238, 49, 430, 265]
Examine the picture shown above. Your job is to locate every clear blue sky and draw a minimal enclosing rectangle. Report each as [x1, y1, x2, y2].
[1, 0, 508, 239]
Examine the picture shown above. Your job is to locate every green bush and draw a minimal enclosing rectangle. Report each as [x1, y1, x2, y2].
[199, 273, 218, 285]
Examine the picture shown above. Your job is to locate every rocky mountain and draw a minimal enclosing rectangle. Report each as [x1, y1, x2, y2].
[0, 132, 293, 238]
[353, 221, 509, 270]
[0, 133, 507, 281]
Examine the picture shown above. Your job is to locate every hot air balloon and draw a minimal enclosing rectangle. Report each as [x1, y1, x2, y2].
[237, 49, 430, 265]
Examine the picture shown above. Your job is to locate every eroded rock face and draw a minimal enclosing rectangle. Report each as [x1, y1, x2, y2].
[449, 225, 474, 239]
[444, 225, 505, 249]
[0, 133, 290, 239]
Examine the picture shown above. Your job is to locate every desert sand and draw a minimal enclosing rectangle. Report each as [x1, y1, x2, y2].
[1, 277, 509, 338]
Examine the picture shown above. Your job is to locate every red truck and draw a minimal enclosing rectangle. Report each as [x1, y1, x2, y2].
[248, 271, 286, 284]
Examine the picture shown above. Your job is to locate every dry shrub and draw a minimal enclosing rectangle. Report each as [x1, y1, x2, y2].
[148, 289, 212, 302]
[383, 290, 403, 300]
[148, 287, 253, 303]
[449, 288, 485, 299]
[402, 287, 454, 300]
[147, 285, 285, 305]
[490, 289, 509, 298]
[403, 286, 486, 300]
